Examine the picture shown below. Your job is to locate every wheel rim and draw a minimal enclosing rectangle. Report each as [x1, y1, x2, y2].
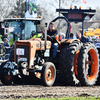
[46, 67, 54, 82]
[29, 9, 31, 14]
[5, 75, 12, 80]
[74, 50, 79, 79]
[85, 48, 98, 82]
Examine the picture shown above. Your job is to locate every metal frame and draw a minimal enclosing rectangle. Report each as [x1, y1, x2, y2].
[55, 8, 96, 37]
[51, 16, 70, 39]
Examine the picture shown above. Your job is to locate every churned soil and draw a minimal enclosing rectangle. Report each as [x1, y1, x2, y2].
[0, 82, 100, 99]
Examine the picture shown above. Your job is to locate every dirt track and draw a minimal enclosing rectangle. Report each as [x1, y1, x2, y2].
[0, 82, 100, 100]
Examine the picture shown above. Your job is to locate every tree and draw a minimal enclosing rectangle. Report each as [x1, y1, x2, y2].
[0, 0, 20, 20]
[49, 0, 80, 8]
[0, 0, 26, 20]
[8, 0, 25, 18]
[37, 0, 81, 29]
[92, 7, 100, 21]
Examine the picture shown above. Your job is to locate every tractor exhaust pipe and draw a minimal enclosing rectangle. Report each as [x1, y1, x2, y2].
[45, 23, 47, 50]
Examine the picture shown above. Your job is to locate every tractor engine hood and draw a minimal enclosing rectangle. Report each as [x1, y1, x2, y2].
[14, 38, 51, 69]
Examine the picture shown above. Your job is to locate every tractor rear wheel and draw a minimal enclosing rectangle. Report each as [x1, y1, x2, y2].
[58, 41, 83, 85]
[96, 48, 100, 85]
[77, 43, 99, 86]
[41, 62, 56, 86]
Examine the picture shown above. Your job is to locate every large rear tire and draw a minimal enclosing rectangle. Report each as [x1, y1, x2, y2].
[77, 43, 99, 86]
[58, 41, 83, 85]
[96, 48, 100, 85]
[41, 62, 56, 86]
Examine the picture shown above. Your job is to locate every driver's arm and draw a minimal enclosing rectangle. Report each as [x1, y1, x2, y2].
[47, 30, 60, 43]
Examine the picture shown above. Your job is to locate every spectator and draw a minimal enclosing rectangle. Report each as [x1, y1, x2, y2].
[76, 32, 92, 43]
[59, 32, 65, 40]
[0, 41, 6, 60]
[96, 36, 100, 41]
[69, 33, 73, 39]
[2, 33, 9, 41]
[73, 34, 77, 39]
[3, 38, 10, 59]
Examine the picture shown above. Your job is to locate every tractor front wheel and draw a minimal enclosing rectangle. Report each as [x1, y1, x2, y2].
[41, 62, 56, 86]
[1, 69, 13, 85]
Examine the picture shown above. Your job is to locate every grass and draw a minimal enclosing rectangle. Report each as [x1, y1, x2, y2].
[19, 96, 100, 100]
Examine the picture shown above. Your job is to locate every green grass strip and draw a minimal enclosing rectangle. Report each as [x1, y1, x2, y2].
[19, 96, 100, 100]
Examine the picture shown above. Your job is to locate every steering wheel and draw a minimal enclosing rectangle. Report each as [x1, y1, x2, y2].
[47, 35, 53, 40]
[47, 35, 60, 44]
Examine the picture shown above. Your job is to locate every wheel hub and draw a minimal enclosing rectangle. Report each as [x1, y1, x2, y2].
[5, 75, 12, 80]
[46, 69, 52, 81]
[46, 67, 54, 82]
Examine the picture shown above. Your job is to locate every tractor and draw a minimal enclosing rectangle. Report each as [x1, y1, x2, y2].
[0, 7, 99, 86]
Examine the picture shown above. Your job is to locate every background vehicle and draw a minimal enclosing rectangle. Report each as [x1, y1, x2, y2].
[84, 28, 100, 49]
[2, 17, 41, 42]
[0, 17, 41, 59]
[79, 28, 100, 53]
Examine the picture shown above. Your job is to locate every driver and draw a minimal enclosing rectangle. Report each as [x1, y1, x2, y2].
[47, 22, 59, 59]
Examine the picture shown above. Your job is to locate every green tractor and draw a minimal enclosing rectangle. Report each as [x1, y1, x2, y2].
[25, 1, 37, 15]
[1, 17, 41, 45]
[28, 2, 37, 15]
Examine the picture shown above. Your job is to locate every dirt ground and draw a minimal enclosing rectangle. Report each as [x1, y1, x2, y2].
[0, 81, 100, 100]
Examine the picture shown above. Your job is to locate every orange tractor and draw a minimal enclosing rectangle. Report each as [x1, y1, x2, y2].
[0, 7, 99, 86]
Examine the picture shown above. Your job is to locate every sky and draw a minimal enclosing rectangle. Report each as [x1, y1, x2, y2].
[81, 0, 100, 9]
